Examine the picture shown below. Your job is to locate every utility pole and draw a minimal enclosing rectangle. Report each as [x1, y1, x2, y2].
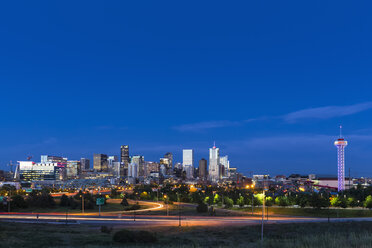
[349, 168, 351, 189]
[8, 189, 11, 213]
[178, 193, 181, 227]
[251, 191, 254, 215]
[81, 194, 85, 214]
[261, 190, 265, 242]
[65, 210, 68, 225]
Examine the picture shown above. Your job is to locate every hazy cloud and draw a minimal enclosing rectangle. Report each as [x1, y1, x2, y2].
[284, 102, 372, 123]
[173, 102, 372, 132]
[173, 118, 263, 132]
[173, 120, 242, 132]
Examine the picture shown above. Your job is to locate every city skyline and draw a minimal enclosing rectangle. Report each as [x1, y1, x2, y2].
[1, 1, 372, 177]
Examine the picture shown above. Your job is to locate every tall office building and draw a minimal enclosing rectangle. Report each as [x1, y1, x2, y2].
[128, 162, 138, 184]
[93, 154, 108, 172]
[199, 158, 207, 180]
[120, 145, 130, 177]
[164, 152, 173, 169]
[334, 126, 348, 191]
[131, 155, 145, 176]
[220, 155, 230, 177]
[183, 164, 194, 179]
[113, 161, 121, 178]
[120, 145, 130, 164]
[183, 149, 194, 167]
[80, 158, 90, 170]
[108, 155, 118, 168]
[183, 149, 194, 180]
[209, 143, 220, 182]
[128, 162, 138, 178]
[160, 157, 171, 175]
[66, 160, 81, 179]
[174, 162, 182, 170]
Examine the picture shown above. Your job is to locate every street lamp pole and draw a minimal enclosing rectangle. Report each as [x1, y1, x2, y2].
[261, 178, 266, 243]
[81, 194, 85, 214]
[178, 193, 181, 227]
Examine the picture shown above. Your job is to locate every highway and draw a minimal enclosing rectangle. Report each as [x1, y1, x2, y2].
[2, 199, 372, 227]
[2, 212, 372, 227]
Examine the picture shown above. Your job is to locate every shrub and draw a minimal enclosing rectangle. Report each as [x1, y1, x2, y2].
[196, 202, 208, 213]
[60, 194, 69, 207]
[364, 195, 372, 209]
[113, 229, 135, 243]
[11, 195, 27, 208]
[135, 231, 157, 243]
[224, 197, 234, 208]
[100, 225, 113, 234]
[113, 229, 157, 243]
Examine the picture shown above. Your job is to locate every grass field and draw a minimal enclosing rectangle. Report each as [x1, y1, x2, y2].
[5, 199, 148, 214]
[1, 221, 372, 247]
[233, 206, 372, 218]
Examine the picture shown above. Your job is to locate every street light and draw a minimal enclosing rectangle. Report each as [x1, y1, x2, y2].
[247, 184, 255, 215]
[164, 195, 168, 216]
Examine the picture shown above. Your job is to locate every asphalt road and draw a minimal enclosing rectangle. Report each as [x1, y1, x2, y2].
[2, 212, 372, 227]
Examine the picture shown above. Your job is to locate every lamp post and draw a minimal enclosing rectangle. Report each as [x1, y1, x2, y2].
[164, 195, 168, 216]
[80, 194, 85, 214]
[261, 190, 265, 242]
[177, 193, 181, 227]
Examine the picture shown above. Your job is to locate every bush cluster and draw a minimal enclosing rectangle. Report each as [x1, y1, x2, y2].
[113, 229, 157, 243]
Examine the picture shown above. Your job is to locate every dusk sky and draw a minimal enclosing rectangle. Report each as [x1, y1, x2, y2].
[1, 1, 372, 177]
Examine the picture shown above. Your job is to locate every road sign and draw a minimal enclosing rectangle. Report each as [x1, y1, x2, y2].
[96, 198, 105, 206]
[25, 189, 33, 193]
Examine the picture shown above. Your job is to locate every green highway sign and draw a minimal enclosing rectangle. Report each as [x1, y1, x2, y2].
[25, 189, 33, 193]
[96, 198, 105, 206]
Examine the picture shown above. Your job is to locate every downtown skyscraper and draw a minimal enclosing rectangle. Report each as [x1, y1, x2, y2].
[209, 143, 220, 182]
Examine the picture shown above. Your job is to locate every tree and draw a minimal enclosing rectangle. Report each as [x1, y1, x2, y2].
[68, 197, 79, 209]
[110, 188, 120, 198]
[275, 196, 289, 206]
[27, 191, 56, 208]
[213, 194, 221, 205]
[196, 202, 208, 213]
[121, 198, 129, 207]
[296, 194, 309, 208]
[265, 196, 274, 206]
[309, 193, 329, 209]
[347, 197, 358, 208]
[330, 196, 347, 208]
[60, 194, 69, 207]
[364, 195, 372, 209]
[223, 197, 234, 208]
[236, 196, 245, 207]
[11, 195, 27, 208]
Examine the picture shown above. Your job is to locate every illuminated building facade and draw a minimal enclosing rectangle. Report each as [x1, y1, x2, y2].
[66, 160, 81, 179]
[199, 158, 207, 180]
[19, 161, 65, 183]
[93, 154, 108, 172]
[80, 158, 90, 170]
[209, 144, 220, 182]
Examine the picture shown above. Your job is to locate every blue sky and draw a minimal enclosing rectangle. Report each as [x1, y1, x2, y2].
[1, 1, 372, 177]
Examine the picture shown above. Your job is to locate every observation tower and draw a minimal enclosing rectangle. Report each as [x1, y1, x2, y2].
[334, 126, 348, 191]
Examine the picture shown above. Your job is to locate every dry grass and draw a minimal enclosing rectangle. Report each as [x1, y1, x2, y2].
[1, 221, 372, 247]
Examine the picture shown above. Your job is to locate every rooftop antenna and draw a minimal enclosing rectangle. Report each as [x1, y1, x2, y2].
[339, 125, 343, 138]
[213, 141, 216, 149]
